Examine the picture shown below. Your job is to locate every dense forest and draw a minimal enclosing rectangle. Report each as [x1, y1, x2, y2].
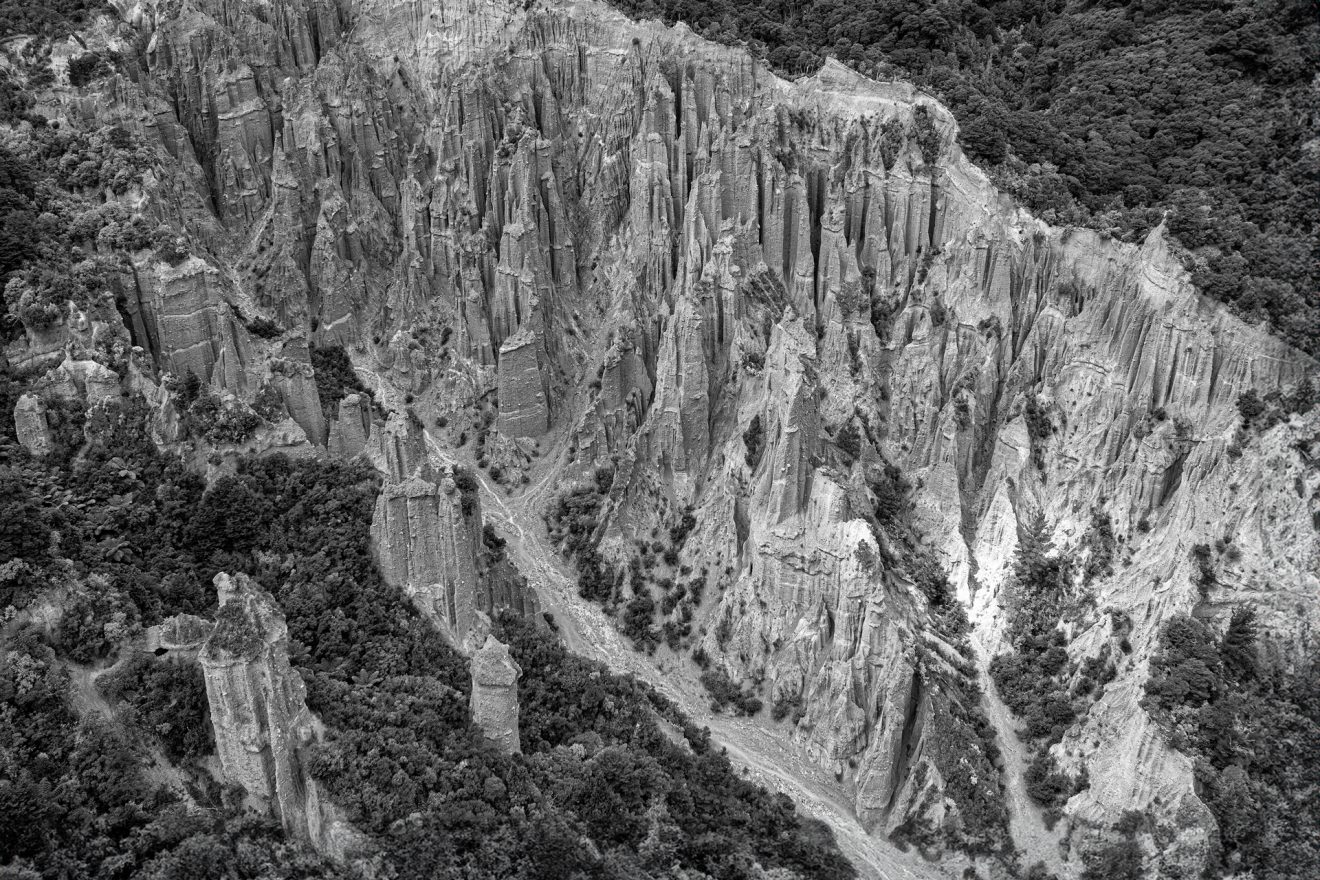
[1144, 609, 1320, 880]
[990, 512, 1101, 827]
[547, 457, 1013, 859]
[0, 382, 855, 878]
[610, 0, 1320, 356]
[0, 0, 105, 40]
[0, 15, 826, 876]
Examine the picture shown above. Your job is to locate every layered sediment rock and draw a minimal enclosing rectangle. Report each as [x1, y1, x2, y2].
[14, 393, 54, 457]
[497, 328, 549, 439]
[469, 633, 522, 755]
[270, 342, 328, 445]
[372, 460, 486, 644]
[44, 0, 1318, 872]
[327, 392, 372, 458]
[370, 415, 537, 643]
[130, 257, 260, 392]
[145, 613, 214, 662]
[200, 572, 358, 858]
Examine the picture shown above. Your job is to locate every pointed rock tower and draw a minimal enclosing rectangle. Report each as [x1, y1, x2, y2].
[469, 632, 522, 755]
[200, 572, 359, 857]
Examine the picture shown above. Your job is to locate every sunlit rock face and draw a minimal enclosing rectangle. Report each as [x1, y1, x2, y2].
[45, 0, 1318, 871]
[13, 393, 54, 457]
[469, 632, 522, 755]
[372, 457, 486, 643]
[200, 573, 361, 858]
[369, 414, 537, 645]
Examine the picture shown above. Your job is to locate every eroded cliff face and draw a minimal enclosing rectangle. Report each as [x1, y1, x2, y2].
[368, 412, 537, 644]
[15, 0, 1318, 873]
[199, 573, 361, 858]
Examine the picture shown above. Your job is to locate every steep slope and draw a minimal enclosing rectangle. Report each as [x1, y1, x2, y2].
[4, 0, 1317, 876]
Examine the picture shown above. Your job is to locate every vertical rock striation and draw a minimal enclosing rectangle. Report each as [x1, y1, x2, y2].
[327, 392, 373, 458]
[36, 0, 1318, 872]
[372, 458, 486, 645]
[469, 633, 522, 755]
[200, 572, 358, 858]
[369, 412, 537, 645]
[497, 328, 550, 439]
[14, 393, 54, 457]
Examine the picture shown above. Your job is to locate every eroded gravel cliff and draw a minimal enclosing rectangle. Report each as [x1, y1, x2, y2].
[8, 0, 1318, 875]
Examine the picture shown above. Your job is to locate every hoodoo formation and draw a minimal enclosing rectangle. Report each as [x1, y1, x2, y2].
[1, 0, 1315, 878]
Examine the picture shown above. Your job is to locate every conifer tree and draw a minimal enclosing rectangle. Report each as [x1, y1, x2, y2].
[1221, 605, 1259, 681]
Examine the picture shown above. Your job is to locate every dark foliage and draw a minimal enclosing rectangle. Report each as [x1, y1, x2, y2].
[1220, 605, 1259, 681]
[1023, 393, 1053, 471]
[699, 667, 763, 716]
[1144, 611, 1320, 879]
[835, 422, 861, 461]
[453, 465, 479, 516]
[1080, 836, 1143, 880]
[1080, 510, 1115, 583]
[1, 385, 855, 880]
[244, 316, 283, 339]
[0, 0, 108, 39]
[668, 508, 697, 547]
[870, 462, 910, 524]
[917, 673, 1010, 854]
[0, 464, 51, 560]
[546, 471, 617, 602]
[989, 511, 1092, 810]
[501, 615, 854, 879]
[1236, 380, 1317, 434]
[55, 581, 140, 663]
[1191, 542, 1218, 600]
[206, 457, 853, 879]
[66, 52, 112, 87]
[0, 632, 346, 879]
[622, 586, 659, 652]
[883, 541, 1008, 853]
[0, 121, 154, 342]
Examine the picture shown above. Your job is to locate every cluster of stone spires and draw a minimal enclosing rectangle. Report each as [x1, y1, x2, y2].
[145, 571, 523, 860]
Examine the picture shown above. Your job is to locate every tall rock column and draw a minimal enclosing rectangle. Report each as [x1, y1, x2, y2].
[469, 634, 521, 755]
[496, 327, 550, 438]
[327, 392, 372, 458]
[14, 393, 54, 457]
[200, 573, 357, 857]
[369, 415, 538, 645]
[372, 461, 485, 644]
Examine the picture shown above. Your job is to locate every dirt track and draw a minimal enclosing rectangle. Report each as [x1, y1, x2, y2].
[972, 630, 1068, 878]
[422, 427, 950, 880]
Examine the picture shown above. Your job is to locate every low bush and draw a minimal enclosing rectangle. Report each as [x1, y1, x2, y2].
[99, 654, 213, 762]
[743, 415, 764, 469]
[699, 667, 762, 716]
